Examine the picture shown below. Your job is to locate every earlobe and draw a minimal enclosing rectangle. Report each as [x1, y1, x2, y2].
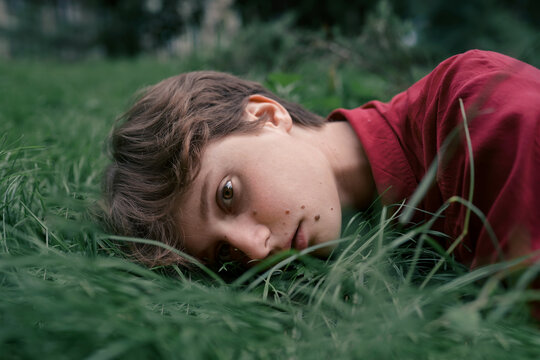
[245, 95, 293, 133]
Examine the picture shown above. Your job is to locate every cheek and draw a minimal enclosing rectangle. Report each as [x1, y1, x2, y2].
[325, 206, 342, 238]
[242, 144, 341, 222]
[310, 206, 342, 257]
[243, 160, 292, 203]
[316, 198, 342, 230]
[247, 181, 291, 222]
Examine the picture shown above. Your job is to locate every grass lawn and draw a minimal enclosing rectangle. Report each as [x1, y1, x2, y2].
[1, 57, 540, 359]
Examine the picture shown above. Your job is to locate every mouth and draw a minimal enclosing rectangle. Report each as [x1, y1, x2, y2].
[291, 222, 308, 251]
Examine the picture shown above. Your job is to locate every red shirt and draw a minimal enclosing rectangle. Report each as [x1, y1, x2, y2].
[330, 50, 540, 269]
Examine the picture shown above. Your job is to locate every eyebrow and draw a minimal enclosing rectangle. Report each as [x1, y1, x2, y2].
[199, 172, 210, 221]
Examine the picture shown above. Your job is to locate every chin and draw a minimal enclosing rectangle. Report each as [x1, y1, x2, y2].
[310, 242, 337, 258]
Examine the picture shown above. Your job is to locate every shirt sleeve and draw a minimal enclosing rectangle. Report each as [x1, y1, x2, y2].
[330, 50, 540, 268]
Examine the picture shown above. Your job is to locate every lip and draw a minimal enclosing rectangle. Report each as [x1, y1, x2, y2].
[291, 222, 308, 251]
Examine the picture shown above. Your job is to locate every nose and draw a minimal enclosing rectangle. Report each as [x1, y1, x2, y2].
[220, 215, 271, 261]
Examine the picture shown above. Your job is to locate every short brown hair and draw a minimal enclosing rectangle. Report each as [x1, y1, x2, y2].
[103, 71, 324, 266]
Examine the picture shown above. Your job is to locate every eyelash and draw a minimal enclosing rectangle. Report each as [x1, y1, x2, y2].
[214, 179, 237, 264]
[216, 242, 232, 264]
[219, 179, 234, 210]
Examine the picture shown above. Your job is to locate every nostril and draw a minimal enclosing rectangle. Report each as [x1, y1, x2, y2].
[262, 227, 271, 249]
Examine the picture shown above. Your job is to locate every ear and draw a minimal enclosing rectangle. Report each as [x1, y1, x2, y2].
[244, 94, 293, 133]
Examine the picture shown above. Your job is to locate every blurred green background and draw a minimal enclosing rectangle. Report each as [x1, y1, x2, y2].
[1, 0, 539, 64]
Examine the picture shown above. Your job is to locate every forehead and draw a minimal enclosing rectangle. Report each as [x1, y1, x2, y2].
[180, 132, 263, 200]
[176, 172, 209, 257]
[176, 134, 253, 243]
[177, 130, 279, 226]
[193, 130, 271, 177]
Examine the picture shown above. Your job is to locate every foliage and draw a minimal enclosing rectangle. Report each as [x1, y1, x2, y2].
[1, 2, 540, 357]
[394, 0, 540, 66]
[2, 0, 539, 66]
[1, 48, 540, 358]
[234, 0, 376, 34]
[1, 0, 199, 58]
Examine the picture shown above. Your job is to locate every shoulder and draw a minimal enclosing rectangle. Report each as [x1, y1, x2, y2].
[410, 50, 540, 129]
[428, 50, 540, 94]
[436, 49, 531, 75]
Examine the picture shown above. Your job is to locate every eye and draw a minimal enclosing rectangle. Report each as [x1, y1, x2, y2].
[216, 242, 232, 264]
[220, 180, 234, 208]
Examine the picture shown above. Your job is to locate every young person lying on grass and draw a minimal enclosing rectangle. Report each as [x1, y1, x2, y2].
[104, 50, 540, 279]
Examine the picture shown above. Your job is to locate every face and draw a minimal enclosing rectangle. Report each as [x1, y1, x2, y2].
[177, 120, 342, 268]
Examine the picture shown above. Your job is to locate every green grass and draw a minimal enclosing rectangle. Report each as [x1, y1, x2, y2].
[1, 57, 540, 359]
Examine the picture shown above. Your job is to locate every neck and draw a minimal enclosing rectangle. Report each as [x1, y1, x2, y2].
[293, 121, 376, 210]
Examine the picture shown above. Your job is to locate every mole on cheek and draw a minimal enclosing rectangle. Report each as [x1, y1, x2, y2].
[314, 214, 320, 221]
[252, 210, 258, 216]
[285, 210, 290, 215]
[301, 205, 305, 209]
[330, 207, 334, 211]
